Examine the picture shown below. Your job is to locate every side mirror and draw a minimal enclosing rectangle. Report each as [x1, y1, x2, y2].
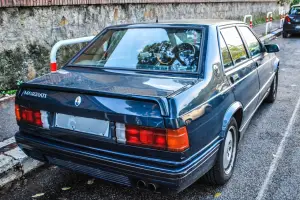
[265, 44, 280, 53]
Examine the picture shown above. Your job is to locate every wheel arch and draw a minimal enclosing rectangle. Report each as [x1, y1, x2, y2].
[273, 57, 280, 72]
[221, 101, 243, 138]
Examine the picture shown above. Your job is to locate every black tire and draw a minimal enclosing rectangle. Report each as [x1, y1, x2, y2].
[282, 31, 288, 38]
[203, 118, 238, 185]
[265, 73, 278, 103]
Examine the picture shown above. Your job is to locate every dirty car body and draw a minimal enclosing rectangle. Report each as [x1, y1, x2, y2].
[15, 20, 280, 193]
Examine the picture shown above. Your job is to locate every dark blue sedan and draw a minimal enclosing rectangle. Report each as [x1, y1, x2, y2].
[15, 19, 280, 193]
[283, 4, 300, 38]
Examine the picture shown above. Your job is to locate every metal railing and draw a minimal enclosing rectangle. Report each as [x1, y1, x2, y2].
[243, 15, 253, 28]
[279, 7, 286, 29]
[265, 12, 273, 35]
[50, 36, 95, 72]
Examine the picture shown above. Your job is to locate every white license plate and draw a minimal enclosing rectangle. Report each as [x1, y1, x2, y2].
[55, 113, 109, 137]
[296, 25, 300, 29]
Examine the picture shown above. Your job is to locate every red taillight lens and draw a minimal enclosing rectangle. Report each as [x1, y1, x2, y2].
[126, 125, 167, 149]
[125, 125, 189, 152]
[126, 125, 140, 144]
[24, 109, 34, 123]
[34, 111, 42, 126]
[15, 104, 43, 127]
[285, 16, 291, 23]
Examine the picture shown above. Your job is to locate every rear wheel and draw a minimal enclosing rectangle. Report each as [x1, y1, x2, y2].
[282, 31, 288, 38]
[204, 118, 238, 185]
[265, 73, 278, 103]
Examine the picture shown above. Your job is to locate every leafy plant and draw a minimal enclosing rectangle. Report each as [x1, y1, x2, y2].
[0, 89, 17, 96]
[291, 0, 300, 6]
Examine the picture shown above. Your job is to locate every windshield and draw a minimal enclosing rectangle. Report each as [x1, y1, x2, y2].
[71, 28, 202, 73]
[290, 7, 300, 15]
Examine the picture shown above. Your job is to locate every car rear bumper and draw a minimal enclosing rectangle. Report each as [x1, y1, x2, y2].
[15, 131, 220, 193]
[283, 24, 300, 33]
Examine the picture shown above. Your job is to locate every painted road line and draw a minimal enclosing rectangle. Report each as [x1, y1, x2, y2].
[256, 94, 300, 200]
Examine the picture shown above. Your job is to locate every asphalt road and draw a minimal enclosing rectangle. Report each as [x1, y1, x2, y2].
[1, 35, 300, 200]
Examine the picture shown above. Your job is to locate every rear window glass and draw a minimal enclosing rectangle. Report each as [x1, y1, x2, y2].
[290, 7, 300, 15]
[71, 28, 203, 73]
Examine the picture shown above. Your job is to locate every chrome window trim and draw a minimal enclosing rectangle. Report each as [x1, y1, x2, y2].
[225, 59, 254, 75]
[180, 57, 274, 118]
[219, 25, 250, 70]
[237, 25, 264, 58]
[240, 73, 275, 132]
[237, 24, 266, 53]
[243, 72, 275, 112]
[227, 57, 274, 88]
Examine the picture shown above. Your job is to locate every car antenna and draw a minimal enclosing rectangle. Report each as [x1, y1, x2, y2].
[156, 16, 158, 23]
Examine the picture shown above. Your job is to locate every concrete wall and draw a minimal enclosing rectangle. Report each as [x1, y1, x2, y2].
[0, 1, 280, 90]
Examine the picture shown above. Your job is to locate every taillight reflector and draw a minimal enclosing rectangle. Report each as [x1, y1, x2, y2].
[285, 16, 291, 23]
[15, 104, 21, 121]
[122, 125, 189, 152]
[167, 127, 190, 152]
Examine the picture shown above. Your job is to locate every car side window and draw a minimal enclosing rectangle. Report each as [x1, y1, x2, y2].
[221, 27, 248, 65]
[219, 34, 233, 68]
[239, 26, 262, 57]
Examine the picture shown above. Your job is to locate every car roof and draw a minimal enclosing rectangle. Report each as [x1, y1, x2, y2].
[159, 19, 244, 26]
[292, 4, 300, 7]
[108, 19, 245, 29]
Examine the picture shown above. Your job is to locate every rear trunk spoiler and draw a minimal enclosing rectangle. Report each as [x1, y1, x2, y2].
[19, 83, 170, 117]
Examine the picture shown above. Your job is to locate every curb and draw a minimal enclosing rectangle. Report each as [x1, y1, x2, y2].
[260, 28, 282, 42]
[0, 95, 15, 103]
[0, 137, 43, 188]
[0, 27, 283, 188]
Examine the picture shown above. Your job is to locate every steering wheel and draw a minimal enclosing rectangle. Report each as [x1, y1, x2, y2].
[174, 43, 196, 65]
[156, 41, 175, 65]
[156, 42, 196, 68]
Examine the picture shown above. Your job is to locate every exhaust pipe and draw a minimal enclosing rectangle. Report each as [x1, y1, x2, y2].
[148, 183, 158, 192]
[137, 180, 146, 189]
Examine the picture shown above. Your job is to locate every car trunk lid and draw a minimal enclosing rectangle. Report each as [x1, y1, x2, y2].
[16, 69, 197, 162]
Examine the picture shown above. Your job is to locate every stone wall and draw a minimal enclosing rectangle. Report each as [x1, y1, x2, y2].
[0, 1, 280, 90]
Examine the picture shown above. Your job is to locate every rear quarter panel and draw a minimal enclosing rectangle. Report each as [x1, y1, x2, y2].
[168, 25, 234, 157]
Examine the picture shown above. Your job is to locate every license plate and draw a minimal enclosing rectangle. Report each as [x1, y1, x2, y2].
[296, 25, 300, 29]
[55, 113, 109, 137]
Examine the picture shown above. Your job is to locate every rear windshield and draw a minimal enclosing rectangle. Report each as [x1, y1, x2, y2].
[71, 28, 202, 73]
[290, 7, 300, 15]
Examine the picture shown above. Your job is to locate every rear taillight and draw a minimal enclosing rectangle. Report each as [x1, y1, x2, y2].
[15, 104, 49, 129]
[126, 125, 167, 149]
[15, 104, 21, 121]
[116, 123, 189, 152]
[285, 16, 291, 23]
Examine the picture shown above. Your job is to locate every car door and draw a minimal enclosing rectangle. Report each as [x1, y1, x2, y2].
[220, 26, 260, 125]
[238, 26, 273, 102]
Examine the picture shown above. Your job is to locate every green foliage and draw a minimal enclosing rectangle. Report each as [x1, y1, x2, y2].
[291, 0, 300, 6]
[0, 89, 17, 97]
